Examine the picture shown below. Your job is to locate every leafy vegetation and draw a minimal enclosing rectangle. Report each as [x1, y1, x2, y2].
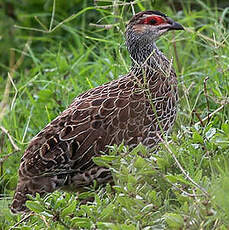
[0, 0, 228, 229]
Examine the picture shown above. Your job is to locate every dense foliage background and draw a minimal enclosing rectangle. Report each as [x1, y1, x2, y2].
[0, 0, 228, 229]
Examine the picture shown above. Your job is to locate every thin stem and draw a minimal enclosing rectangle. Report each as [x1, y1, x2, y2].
[49, 0, 56, 31]
[156, 133, 209, 197]
[0, 126, 20, 152]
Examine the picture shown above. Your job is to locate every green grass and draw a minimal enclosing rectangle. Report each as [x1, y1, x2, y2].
[0, 0, 229, 229]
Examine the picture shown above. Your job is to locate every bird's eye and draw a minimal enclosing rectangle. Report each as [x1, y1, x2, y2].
[149, 19, 157, 25]
[141, 16, 165, 26]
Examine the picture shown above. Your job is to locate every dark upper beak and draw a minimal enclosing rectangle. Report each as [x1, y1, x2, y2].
[166, 18, 184, 31]
[170, 21, 184, 30]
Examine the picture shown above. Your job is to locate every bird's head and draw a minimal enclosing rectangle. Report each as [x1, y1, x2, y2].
[125, 10, 184, 48]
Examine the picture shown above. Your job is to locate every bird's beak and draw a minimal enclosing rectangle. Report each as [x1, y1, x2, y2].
[165, 18, 184, 31]
[170, 21, 184, 30]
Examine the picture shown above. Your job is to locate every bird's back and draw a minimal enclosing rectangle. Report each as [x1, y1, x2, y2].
[11, 9, 183, 213]
[11, 72, 149, 213]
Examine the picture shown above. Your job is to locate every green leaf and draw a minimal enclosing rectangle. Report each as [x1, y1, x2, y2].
[55, 196, 65, 209]
[78, 191, 95, 199]
[21, 227, 31, 230]
[26, 200, 44, 213]
[100, 204, 115, 220]
[61, 200, 77, 217]
[222, 122, 229, 136]
[40, 211, 53, 218]
[193, 131, 204, 143]
[166, 174, 190, 185]
[156, 157, 169, 171]
[96, 222, 115, 229]
[205, 128, 216, 140]
[93, 155, 116, 167]
[130, 143, 148, 156]
[194, 170, 202, 182]
[37, 89, 53, 102]
[134, 156, 146, 169]
[164, 213, 184, 229]
[71, 217, 92, 228]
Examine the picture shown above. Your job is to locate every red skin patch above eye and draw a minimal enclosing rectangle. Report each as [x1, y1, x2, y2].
[141, 16, 166, 25]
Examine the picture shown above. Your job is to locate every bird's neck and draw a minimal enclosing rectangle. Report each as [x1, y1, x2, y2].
[127, 39, 171, 76]
[127, 40, 170, 74]
[128, 41, 157, 64]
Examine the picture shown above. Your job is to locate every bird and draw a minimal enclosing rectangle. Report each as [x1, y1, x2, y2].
[11, 10, 184, 213]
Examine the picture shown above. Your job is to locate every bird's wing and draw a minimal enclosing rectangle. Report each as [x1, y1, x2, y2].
[19, 75, 146, 178]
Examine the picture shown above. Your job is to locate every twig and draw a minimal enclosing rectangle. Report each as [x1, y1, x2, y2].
[130, 1, 135, 15]
[0, 134, 4, 176]
[34, 16, 48, 31]
[0, 41, 30, 122]
[187, 82, 195, 92]
[11, 41, 31, 74]
[15, 7, 95, 34]
[0, 76, 11, 122]
[166, 179, 204, 197]
[112, 0, 119, 23]
[89, 23, 115, 29]
[22, 106, 34, 143]
[185, 27, 225, 47]
[156, 133, 209, 197]
[0, 126, 20, 152]
[0, 125, 20, 166]
[94, 0, 145, 9]
[203, 77, 210, 123]
[9, 212, 33, 230]
[181, 83, 192, 117]
[0, 150, 20, 164]
[195, 103, 227, 126]
[192, 109, 204, 127]
[53, 212, 71, 229]
[40, 215, 50, 228]
[8, 72, 18, 110]
[49, 0, 56, 31]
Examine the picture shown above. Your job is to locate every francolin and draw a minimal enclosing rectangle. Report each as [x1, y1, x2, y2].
[11, 10, 184, 213]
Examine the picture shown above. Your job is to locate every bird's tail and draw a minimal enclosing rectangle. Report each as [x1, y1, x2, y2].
[11, 178, 31, 214]
[11, 175, 58, 214]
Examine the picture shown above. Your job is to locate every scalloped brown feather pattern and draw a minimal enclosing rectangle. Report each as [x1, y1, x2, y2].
[11, 65, 177, 213]
[11, 14, 180, 212]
